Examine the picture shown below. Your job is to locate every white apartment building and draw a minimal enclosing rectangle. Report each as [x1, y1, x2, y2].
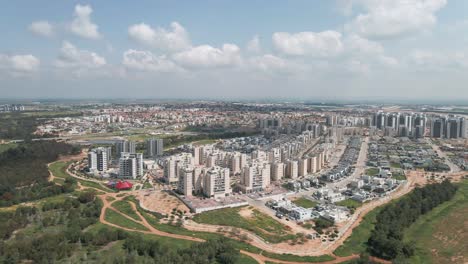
[240, 163, 270, 192]
[178, 167, 193, 197]
[203, 166, 231, 198]
[119, 152, 143, 179]
[287, 160, 298, 179]
[164, 153, 194, 184]
[88, 147, 109, 173]
[271, 162, 285, 181]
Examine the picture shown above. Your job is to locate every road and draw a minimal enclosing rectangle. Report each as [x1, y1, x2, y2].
[427, 138, 461, 173]
[328, 136, 369, 189]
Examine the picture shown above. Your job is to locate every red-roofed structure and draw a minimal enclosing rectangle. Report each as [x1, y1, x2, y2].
[115, 181, 133, 190]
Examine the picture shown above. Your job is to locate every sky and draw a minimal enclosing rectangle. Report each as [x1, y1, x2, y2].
[1, 0, 468, 101]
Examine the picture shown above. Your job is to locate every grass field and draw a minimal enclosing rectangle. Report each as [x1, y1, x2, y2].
[333, 206, 383, 257]
[392, 172, 407, 180]
[365, 167, 379, 176]
[104, 208, 148, 231]
[261, 252, 334, 263]
[50, 161, 116, 193]
[0, 143, 17, 153]
[336, 199, 362, 210]
[112, 200, 141, 221]
[193, 206, 295, 243]
[403, 180, 468, 264]
[193, 139, 217, 145]
[292, 197, 318, 208]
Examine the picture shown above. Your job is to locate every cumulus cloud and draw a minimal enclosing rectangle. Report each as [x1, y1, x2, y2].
[0, 54, 40, 74]
[173, 44, 242, 68]
[55, 41, 106, 69]
[272, 30, 343, 56]
[128, 22, 190, 51]
[69, 4, 101, 39]
[345, 0, 447, 38]
[247, 35, 261, 53]
[28, 21, 54, 37]
[123, 49, 180, 72]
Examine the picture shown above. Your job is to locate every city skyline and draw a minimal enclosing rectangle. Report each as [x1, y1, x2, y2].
[1, 0, 468, 100]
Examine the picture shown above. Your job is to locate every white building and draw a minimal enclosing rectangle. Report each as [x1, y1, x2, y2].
[119, 152, 143, 179]
[88, 147, 109, 173]
[203, 166, 231, 198]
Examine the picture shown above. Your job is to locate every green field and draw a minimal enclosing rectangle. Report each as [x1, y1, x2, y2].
[193, 206, 295, 243]
[336, 199, 362, 210]
[365, 167, 379, 176]
[0, 143, 17, 153]
[50, 161, 115, 193]
[261, 252, 334, 263]
[292, 197, 318, 208]
[112, 200, 141, 221]
[193, 139, 218, 145]
[392, 172, 407, 180]
[403, 180, 468, 264]
[104, 208, 148, 231]
[334, 206, 383, 257]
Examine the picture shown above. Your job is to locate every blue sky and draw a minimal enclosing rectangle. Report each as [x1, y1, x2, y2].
[1, 0, 468, 101]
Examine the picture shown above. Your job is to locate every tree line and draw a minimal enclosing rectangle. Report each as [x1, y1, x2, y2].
[0, 141, 80, 206]
[367, 180, 458, 260]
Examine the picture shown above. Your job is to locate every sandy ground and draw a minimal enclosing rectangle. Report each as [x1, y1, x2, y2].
[137, 189, 189, 216]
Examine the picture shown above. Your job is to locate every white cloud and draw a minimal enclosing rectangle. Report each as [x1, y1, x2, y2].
[173, 44, 242, 68]
[343, 34, 398, 69]
[247, 35, 261, 53]
[0, 54, 40, 73]
[345, 34, 384, 55]
[56, 41, 106, 69]
[345, 0, 447, 38]
[409, 50, 468, 70]
[28, 21, 54, 37]
[70, 4, 101, 39]
[272, 30, 343, 56]
[128, 22, 190, 51]
[123, 49, 180, 72]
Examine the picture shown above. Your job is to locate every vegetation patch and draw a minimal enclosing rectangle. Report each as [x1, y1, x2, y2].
[334, 206, 383, 257]
[368, 180, 458, 261]
[104, 208, 148, 231]
[261, 252, 335, 263]
[112, 200, 141, 221]
[292, 197, 318, 208]
[336, 199, 362, 211]
[403, 180, 468, 264]
[365, 167, 379, 176]
[193, 206, 295, 243]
